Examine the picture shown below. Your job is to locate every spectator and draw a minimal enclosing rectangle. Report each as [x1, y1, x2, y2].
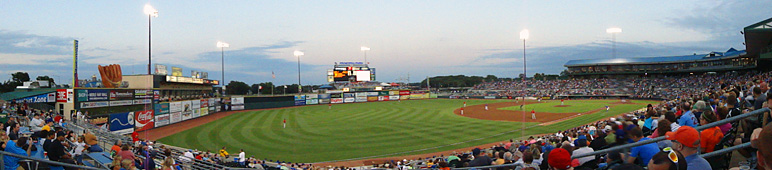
[625, 126, 659, 166]
[3, 137, 33, 170]
[598, 151, 623, 170]
[73, 136, 87, 165]
[547, 148, 572, 170]
[751, 123, 772, 170]
[754, 86, 767, 110]
[698, 110, 723, 153]
[652, 119, 673, 149]
[111, 155, 123, 170]
[677, 103, 697, 128]
[122, 159, 136, 170]
[572, 136, 595, 169]
[84, 130, 103, 152]
[219, 146, 229, 158]
[665, 126, 712, 170]
[646, 148, 687, 170]
[515, 150, 539, 170]
[111, 140, 123, 157]
[31, 114, 44, 132]
[117, 144, 136, 163]
[49, 131, 77, 169]
[468, 148, 492, 168]
[239, 149, 246, 166]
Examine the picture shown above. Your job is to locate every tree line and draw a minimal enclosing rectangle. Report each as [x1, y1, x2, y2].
[419, 73, 565, 88]
[224, 81, 320, 95]
[0, 72, 57, 93]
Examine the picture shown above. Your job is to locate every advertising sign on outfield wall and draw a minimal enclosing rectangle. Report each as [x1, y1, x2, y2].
[182, 100, 192, 120]
[367, 92, 379, 97]
[306, 94, 319, 99]
[331, 98, 343, 104]
[389, 91, 399, 96]
[232, 97, 245, 105]
[293, 95, 306, 101]
[155, 114, 170, 127]
[344, 97, 356, 103]
[400, 95, 410, 100]
[367, 96, 378, 102]
[134, 110, 154, 132]
[318, 93, 331, 99]
[399, 91, 410, 96]
[170, 112, 182, 124]
[191, 100, 201, 118]
[378, 96, 385, 101]
[330, 93, 342, 98]
[294, 100, 306, 106]
[200, 108, 208, 116]
[343, 93, 355, 98]
[389, 96, 400, 100]
[319, 98, 331, 104]
[379, 91, 389, 96]
[170, 102, 182, 113]
[306, 99, 319, 105]
[109, 112, 134, 134]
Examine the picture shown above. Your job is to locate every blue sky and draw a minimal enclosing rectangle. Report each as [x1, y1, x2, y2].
[1, 0, 770, 86]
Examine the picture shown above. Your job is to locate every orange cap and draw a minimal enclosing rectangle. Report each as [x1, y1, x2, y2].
[665, 126, 700, 148]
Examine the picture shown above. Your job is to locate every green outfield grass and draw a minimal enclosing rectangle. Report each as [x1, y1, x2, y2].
[498, 100, 629, 113]
[157, 99, 651, 163]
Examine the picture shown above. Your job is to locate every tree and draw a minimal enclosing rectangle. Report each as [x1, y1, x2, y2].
[36, 75, 55, 85]
[225, 81, 250, 95]
[12, 72, 30, 83]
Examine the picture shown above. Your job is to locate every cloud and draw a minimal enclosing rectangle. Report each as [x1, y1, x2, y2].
[0, 30, 75, 55]
[663, 1, 772, 44]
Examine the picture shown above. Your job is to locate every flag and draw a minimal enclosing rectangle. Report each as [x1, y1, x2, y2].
[272, 71, 275, 79]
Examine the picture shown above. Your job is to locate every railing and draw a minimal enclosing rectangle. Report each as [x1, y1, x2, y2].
[571, 108, 770, 159]
[0, 150, 105, 170]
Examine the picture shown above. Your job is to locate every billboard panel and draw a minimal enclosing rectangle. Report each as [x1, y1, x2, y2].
[109, 112, 134, 134]
[400, 95, 410, 100]
[154, 114, 170, 127]
[343, 93, 355, 98]
[87, 89, 110, 101]
[56, 89, 68, 102]
[378, 91, 389, 96]
[306, 94, 319, 99]
[399, 91, 410, 96]
[155, 103, 170, 115]
[389, 91, 399, 96]
[344, 97, 356, 103]
[154, 64, 168, 75]
[110, 90, 134, 101]
[200, 108, 209, 116]
[306, 99, 319, 105]
[191, 100, 201, 117]
[378, 96, 385, 101]
[232, 97, 244, 105]
[134, 110, 154, 131]
[319, 99, 331, 104]
[355, 70, 371, 81]
[294, 95, 306, 101]
[331, 98, 343, 104]
[318, 93, 331, 99]
[389, 96, 400, 100]
[109, 100, 133, 106]
[170, 102, 182, 113]
[170, 112, 182, 124]
[171, 67, 183, 77]
[80, 101, 109, 108]
[330, 93, 343, 98]
[367, 92, 379, 96]
[294, 100, 306, 106]
[367, 96, 377, 102]
[134, 89, 153, 99]
[182, 100, 193, 120]
[383, 96, 390, 101]
[233, 105, 244, 110]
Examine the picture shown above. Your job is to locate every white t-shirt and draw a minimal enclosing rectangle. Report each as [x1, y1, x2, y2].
[31, 118, 44, 131]
[238, 152, 246, 162]
[73, 141, 86, 155]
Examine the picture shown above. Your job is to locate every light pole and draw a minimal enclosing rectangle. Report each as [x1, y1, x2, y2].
[361, 46, 370, 64]
[606, 27, 622, 58]
[519, 29, 529, 138]
[217, 41, 229, 96]
[294, 50, 304, 93]
[144, 4, 158, 75]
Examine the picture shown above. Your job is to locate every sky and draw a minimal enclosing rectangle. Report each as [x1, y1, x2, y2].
[1, 0, 770, 86]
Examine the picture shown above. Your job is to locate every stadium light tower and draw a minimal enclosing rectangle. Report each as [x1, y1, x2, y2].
[217, 41, 229, 95]
[144, 4, 158, 75]
[361, 46, 370, 64]
[606, 27, 622, 59]
[294, 50, 304, 93]
[519, 29, 529, 138]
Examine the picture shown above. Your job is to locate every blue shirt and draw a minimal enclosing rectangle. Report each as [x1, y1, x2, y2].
[643, 117, 653, 129]
[629, 137, 659, 166]
[4, 140, 28, 170]
[678, 111, 698, 128]
[685, 153, 712, 170]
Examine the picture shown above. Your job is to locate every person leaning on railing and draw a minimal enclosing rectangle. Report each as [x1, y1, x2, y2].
[3, 136, 34, 170]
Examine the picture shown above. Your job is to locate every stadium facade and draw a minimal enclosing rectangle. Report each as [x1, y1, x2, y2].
[565, 17, 772, 78]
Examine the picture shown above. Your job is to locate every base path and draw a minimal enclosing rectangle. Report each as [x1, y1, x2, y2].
[455, 101, 583, 123]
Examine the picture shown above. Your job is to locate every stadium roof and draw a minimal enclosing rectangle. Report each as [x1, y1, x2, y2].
[0, 89, 58, 101]
[564, 48, 746, 67]
[744, 17, 772, 59]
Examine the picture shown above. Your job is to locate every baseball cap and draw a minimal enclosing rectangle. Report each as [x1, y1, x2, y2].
[56, 131, 66, 137]
[548, 148, 573, 169]
[666, 126, 700, 148]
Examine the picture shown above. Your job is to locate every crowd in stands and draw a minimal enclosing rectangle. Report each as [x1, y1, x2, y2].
[469, 71, 772, 100]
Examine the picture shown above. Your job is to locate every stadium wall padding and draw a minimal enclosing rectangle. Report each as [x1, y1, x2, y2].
[244, 96, 295, 109]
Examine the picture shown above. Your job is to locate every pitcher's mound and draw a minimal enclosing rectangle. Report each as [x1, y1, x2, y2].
[553, 105, 571, 107]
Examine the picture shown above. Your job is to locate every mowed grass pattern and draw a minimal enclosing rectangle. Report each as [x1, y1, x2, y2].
[158, 99, 650, 163]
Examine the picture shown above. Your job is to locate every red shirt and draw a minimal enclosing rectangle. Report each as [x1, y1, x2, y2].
[131, 132, 139, 142]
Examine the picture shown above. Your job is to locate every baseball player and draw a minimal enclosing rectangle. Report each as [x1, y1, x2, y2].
[531, 109, 536, 119]
[485, 104, 489, 110]
[463, 102, 467, 107]
[283, 119, 286, 128]
[561, 99, 565, 105]
[461, 108, 464, 115]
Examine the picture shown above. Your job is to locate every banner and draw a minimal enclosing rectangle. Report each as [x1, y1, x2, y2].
[344, 98, 356, 103]
[134, 89, 153, 99]
[233, 105, 245, 110]
[155, 103, 170, 115]
[154, 114, 170, 127]
[306, 94, 319, 99]
[399, 91, 410, 96]
[400, 95, 410, 100]
[182, 100, 193, 120]
[318, 93, 331, 99]
[134, 110, 154, 131]
[331, 98, 343, 104]
[294, 95, 306, 101]
[382, 96, 390, 101]
[319, 98, 331, 104]
[343, 93, 355, 98]
[110, 90, 134, 101]
[367, 92, 379, 97]
[389, 96, 400, 100]
[153, 90, 160, 102]
[133, 99, 152, 105]
[80, 89, 109, 101]
[377, 96, 385, 101]
[66, 89, 74, 103]
[209, 106, 216, 113]
[232, 97, 244, 105]
[171, 67, 182, 77]
[56, 89, 68, 102]
[109, 100, 133, 106]
[109, 112, 134, 134]
[330, 93, 343, 98]
[80, 101, 109, 108]
[379, 91, 389, 96]
[154, 64, 168, 75]
[200, 108, 209, 116]
[294, 100, 306, 106]
[200, 99, 209, 108]
[367, 96, 378, 102]
[389, 91, 399, 96]
[170, 102, 182, 113]
[170, 112, 182, 124]
[306, 99, 319, 105]
[192, 100, 201, 118]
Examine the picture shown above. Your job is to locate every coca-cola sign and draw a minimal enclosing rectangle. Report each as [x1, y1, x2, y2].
[134, 110, 155, 132]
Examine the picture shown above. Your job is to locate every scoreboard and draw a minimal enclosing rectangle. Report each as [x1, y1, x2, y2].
[328, 62, 375, 82]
